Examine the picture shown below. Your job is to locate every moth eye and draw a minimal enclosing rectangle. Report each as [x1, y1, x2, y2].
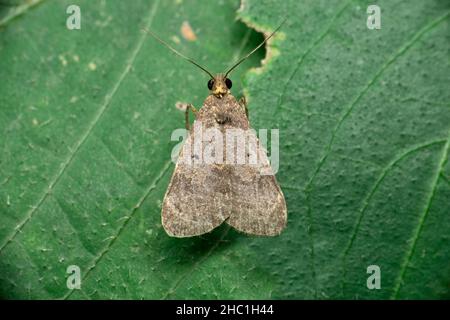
[207, 79, 214, 90]
[225, 78, 232, 89]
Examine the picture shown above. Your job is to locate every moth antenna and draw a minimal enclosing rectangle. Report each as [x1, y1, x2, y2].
[142, 28, 215, 79]
[224, 18, 287, 78]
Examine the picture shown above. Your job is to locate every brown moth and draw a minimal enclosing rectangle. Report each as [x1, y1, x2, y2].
[144, 21, 287, 237]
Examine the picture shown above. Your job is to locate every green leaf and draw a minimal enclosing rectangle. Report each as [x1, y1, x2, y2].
[239, 0, 450, 299]
[0, 0, 449, 299]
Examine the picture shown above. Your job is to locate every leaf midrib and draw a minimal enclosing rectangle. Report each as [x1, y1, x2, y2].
[0, 0, 161, 254]
[66, 16, 265, 299]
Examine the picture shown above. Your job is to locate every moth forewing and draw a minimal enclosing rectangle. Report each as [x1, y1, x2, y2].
[226, 129, 287, 236]
[161, 131, 230, 237]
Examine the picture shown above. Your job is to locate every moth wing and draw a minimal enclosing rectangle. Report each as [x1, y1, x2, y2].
[227, 132, 287, 236]
[162, 133, 231, 237]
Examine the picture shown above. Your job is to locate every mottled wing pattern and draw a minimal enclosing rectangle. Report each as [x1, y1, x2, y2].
[162, 94, 287, 237]
[162, 132, 232, 237]
[227, 132, 287, 236]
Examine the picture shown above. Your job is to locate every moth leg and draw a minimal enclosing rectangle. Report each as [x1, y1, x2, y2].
[185, 103, 197, 130]
[239, 96, 248, 119]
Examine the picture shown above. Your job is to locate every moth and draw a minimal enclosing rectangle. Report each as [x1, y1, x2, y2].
[144, 21, 287, 237]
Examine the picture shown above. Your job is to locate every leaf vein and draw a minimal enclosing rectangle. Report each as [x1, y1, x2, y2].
[340, 139, 446, 294]
[63, 159, 172, 299]
[391, 133, 450, 298]
[439, 172, 450, 188]
[275, 0, 353, 297]
[274, 0, 352, 116]
[159, 29, 256, 298]
[161, 225, 231, 299]
[96, 136, 140, 187]
[304, 10, 450, 297]
[0, 0, 44, 27]
[0, 0, 161, 254]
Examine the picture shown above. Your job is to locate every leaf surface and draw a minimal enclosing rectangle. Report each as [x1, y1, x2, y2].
[0, 0, 449, 299]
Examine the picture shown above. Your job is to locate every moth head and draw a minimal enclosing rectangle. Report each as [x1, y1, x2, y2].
[142, 18, 286, 99]
[208, 74, 232, 98]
